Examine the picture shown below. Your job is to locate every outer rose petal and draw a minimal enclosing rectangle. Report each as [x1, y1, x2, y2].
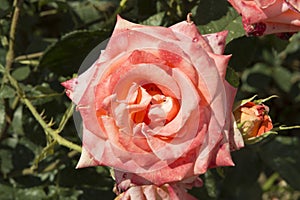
[61, 78, 77, 100]
[228, 0, 300, 35]
[202, 31, 228, 55]
[63, 16, 243, 186]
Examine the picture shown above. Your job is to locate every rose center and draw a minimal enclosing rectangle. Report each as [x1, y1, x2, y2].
[132, 83, 179, 126]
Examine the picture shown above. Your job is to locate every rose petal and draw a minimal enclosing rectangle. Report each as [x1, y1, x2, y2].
[76, 146, 98, 168]
[203, 31, 228, 55]
[140, 68, 200, 161]
[170, 21, 213, 53]
[264, 21, 300, 34]
[76, 128, 105, 168]
[265, 9, 300, 26]
[285, 0, 300, 12]
[254, 0, 277, 8]
[228, 0, 267, 24]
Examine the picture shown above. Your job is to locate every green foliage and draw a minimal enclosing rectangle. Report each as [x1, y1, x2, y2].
[0, 0, 300, 200]
[39, 30, 110, 76]
[197, 6, 244, 43]
[260, 136, 300, 190]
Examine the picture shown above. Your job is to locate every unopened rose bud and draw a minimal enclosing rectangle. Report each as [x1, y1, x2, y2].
[234, 102, 273, 140]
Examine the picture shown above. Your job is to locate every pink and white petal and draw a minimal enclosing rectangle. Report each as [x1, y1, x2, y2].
[114, 158, 194, 186]
[120, 187, 146, 200]
[264, 21, 300, 34]
[97, 117, 176, 174]
[265, 10, 300, 26]
[203, 31, 228, 55]
[143, 185, 166, 200]
[170, 21, 213, 53]
[61, 78, 77, 100]
[76, 127, 105, 168]
[77, 87, 107, 139]
[207, 53, 231, 79]
[286, 0, 300, 12]
[254, 0, 277, 8]
[73, 62, 98, 103]
[113, 64, 181, 101]
[171, 33, 232, 172]
[76, 146, 99, 168]
[228, 0, 267, 23]
[112, 15, 145, 36]
[167, 184, 198, 200]
[213, 142, 235, 167]
[141, 69, 201, 161]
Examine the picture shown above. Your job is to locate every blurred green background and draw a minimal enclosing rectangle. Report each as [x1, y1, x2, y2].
[0, 0, 300, 199]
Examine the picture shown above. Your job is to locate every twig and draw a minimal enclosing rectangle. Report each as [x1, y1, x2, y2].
[3, 69, 82, 152]
[14, 52, 43, 62]
[22, 97, 82, 152]
[5, 0, 23, 72]
[262, 172, 280, 191]
[2, 0, 82, 157]
[104, 0, 128, 26]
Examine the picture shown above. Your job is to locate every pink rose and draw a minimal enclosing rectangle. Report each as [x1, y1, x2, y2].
[228, 0, 300, 36]
[234, 101, 273, 140]
[62, 16, 244, 185]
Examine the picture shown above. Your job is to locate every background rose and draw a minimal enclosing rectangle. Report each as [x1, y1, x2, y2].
[234, 101, 273, 140]
[114, 183, 196, 200]
[228, 0, 300, 36]
[62, 16, 244, 185]
[113, 173, 202, 200]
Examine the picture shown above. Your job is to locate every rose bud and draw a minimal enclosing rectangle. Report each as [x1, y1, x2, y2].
[228, 0, 300, 36]
[234, 101, 273, 141]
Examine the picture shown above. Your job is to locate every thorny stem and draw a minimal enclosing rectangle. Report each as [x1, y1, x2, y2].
[4, 70, 82, 152]
[5, 0, 23, 72]
[3, 0, 82, 153]
[23, 97, 82, 152]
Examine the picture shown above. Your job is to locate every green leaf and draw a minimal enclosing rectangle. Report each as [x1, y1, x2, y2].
[241, 63, 272, 93]
[259, 136, 300, 190]
[142, 12, 165, 26]
[0, 85, 16, 99]
[197, 7, 245, 43]
[11, 66, 31, 81]
[73, 0, 116, 29]
[280, 32, 300, 56]
[39, 30, 110, 76]
[15, 187, 47, 200]
[225, 66, 240, 88]
[22, 83, 60, 105]
[273, 66, 292, 93]
[225, 36, 258, 72]
[219, 148, 263, 199]
[11, 105, 24, 135]
[47, 186, 83, 200]
[0, 100, 5, 137]
[0, 184, 14, 200]
[0, 149, 13, 176]
[0, 0, 10, 13]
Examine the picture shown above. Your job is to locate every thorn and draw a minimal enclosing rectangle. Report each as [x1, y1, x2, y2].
[186, 13, 193, 24]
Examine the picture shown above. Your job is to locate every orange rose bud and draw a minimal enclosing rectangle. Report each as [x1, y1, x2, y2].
[234, 102, 273, 140]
